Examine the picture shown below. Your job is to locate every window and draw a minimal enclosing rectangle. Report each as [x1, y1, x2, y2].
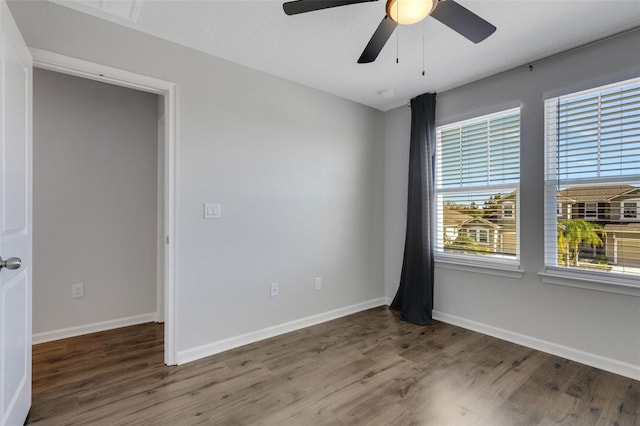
[556, 203, 562, 217]
[503, 202, 514, 218]
[623, 201, 638, 219]
[544, 77, 640, 279]
[584, 202, 597, 219]
[464, 228, 489, 244]
[436, 108, 520, 264]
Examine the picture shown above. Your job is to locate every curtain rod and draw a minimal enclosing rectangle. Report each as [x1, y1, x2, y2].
[528, 25, 640, 69]
[404, 25, 639, 108]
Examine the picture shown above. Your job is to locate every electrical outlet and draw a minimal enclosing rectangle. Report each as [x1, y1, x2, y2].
[71, 283, 84, 299]
[270, 282, 279, 297]
[314, 277, 322, 290]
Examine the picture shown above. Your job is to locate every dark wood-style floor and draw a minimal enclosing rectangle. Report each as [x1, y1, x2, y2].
[28, 307, 638, 425]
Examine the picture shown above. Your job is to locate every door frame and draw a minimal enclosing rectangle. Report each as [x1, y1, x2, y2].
[30, 48, 178, 365]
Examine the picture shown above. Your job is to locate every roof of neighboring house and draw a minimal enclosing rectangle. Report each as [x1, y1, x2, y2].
[557, 195, 576, 203]
[557, 185, 638, 202]
[443, 209, 474, 226]
[460, 217, 501, 229]
[495, 191, 516, 202]
[608, 187, 640, 202]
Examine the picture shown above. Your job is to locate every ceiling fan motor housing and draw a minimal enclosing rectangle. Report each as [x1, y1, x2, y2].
[386, 0, 437, 25]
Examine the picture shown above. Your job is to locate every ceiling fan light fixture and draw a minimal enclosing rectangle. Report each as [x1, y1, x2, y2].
[386, 0, 436, 25]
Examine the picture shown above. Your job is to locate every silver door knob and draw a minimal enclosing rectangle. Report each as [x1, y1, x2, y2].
[0, 256, 21, 271]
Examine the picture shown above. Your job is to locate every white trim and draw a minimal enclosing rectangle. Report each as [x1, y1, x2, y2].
[177, 298, 386, 365]
[32, 313, 157, 344]
[29, 48, 173, 94]
[539, 268, 640, 297]
[435, 257, 524, 279]
[384, 297, 393, 306]
[433, 310, 640, 381]
[29, 48, 178, 365]
[156, 113, 165, 324]
[163, 84, 178, 366]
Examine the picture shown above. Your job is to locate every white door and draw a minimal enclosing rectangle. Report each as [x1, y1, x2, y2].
[0, 1, 32, 425]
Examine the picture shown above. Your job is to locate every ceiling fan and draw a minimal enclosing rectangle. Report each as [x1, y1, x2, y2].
[283, 0, 496, 63]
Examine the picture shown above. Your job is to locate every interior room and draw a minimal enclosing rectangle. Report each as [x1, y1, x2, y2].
[0, 0, 638, 424]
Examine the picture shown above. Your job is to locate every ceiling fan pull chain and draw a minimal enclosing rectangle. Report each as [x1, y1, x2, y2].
[422, 19, 426, 75]
[396, 0, 399, 63]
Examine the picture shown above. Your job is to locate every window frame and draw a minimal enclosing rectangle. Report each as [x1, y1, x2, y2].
[543, 76, 640, 294]
[435, 107, 522, 273]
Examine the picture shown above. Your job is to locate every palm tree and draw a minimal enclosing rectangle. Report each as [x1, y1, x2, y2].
[557, 219, 605, 266]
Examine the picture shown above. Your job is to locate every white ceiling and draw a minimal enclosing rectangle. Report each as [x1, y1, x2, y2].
[51, 0, 640, 111]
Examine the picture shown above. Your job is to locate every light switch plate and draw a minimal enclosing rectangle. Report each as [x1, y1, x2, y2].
[204, 202, 221, 219]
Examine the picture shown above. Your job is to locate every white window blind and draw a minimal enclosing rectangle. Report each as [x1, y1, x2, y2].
[544, 77, 640, 278]
[436, 108, 520, 262]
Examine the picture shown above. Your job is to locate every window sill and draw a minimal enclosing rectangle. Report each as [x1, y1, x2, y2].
[539, 267, 640, 297]
[435, 257, 524, 279]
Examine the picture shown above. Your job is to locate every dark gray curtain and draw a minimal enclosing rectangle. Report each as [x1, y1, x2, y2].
[390, 92, 436, 325]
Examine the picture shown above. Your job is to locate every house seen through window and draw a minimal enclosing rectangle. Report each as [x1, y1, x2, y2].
[436, 108, 520, 263]
[544, 77, 640, 277]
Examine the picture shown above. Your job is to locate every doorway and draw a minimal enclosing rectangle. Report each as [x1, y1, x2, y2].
[30, 49, 176, 365]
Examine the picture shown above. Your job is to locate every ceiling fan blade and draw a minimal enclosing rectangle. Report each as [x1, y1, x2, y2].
[283, 0, 377, 16]
[430, 0, 496, 43]
[358, 16, 397, 64]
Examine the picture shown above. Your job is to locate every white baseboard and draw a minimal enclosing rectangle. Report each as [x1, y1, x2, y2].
[32, 312, 158, 345]
[177, 298, 387, 365]
[433, 310, 640, 381]
[384, 297, 393, 306]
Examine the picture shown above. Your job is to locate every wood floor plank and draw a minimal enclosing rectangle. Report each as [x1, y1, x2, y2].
[28, 307, 639, 425]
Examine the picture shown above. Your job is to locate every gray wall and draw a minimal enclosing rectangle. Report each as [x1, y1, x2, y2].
[11, 1, 385, 353]
[384, 30, 640, 375]
[19, 0, 636, 379]
[32, 69, 159, 334]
